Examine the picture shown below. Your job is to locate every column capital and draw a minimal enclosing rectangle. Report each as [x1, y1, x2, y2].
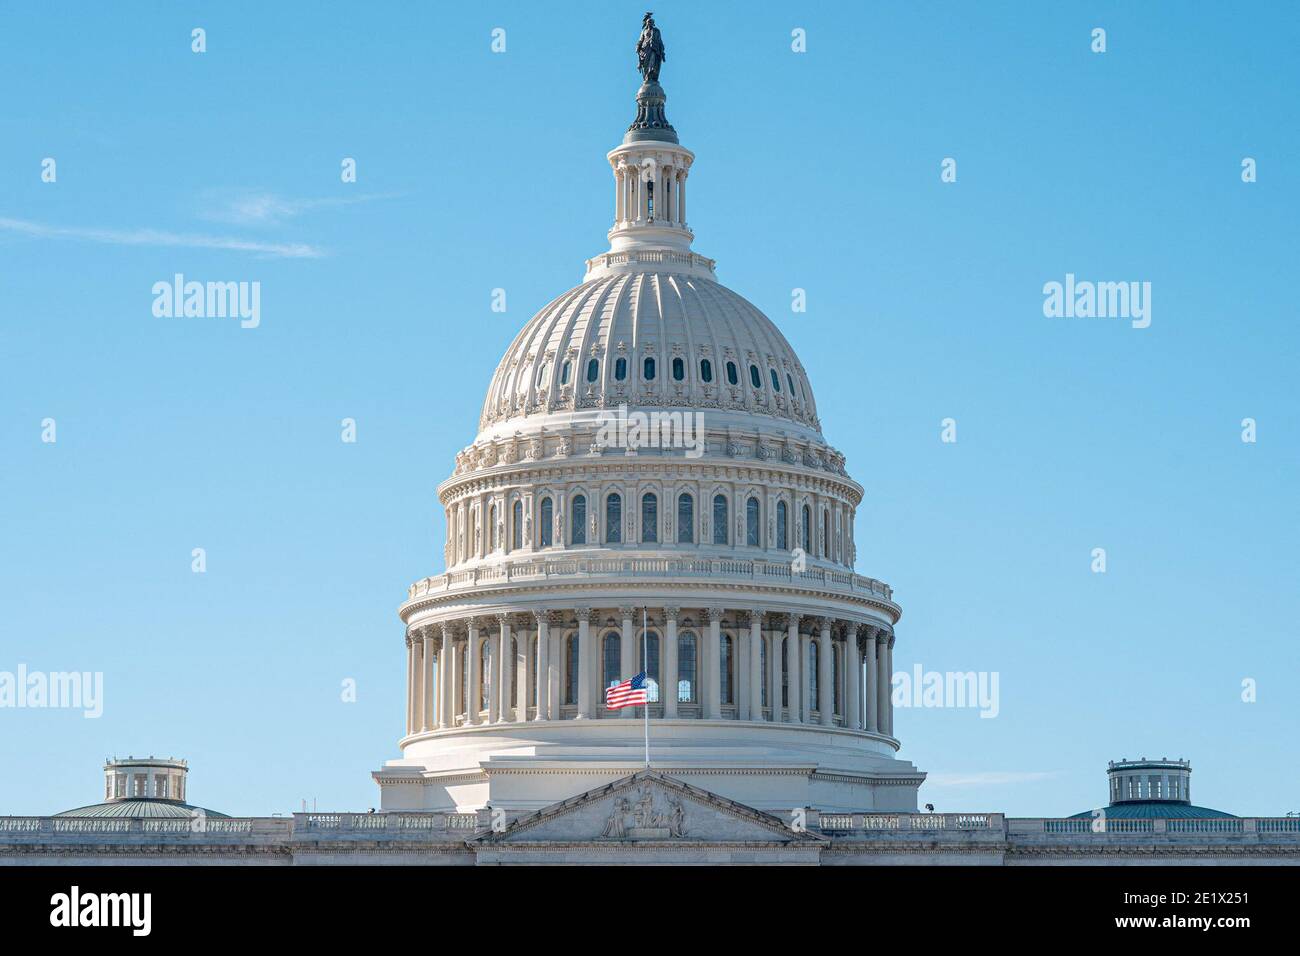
[546, 609, 567, 627]
[495, 612, 512, 628]
[663, 605, 680, 621]
[576, 607, 599, 625]
[702, 606, 725, 624]
[618, 605, 636, 619]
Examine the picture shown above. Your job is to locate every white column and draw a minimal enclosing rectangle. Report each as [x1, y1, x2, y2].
[515, 617, 528, 722]
[876, 629, 889, 734]
[404, 635, 415, 735]
[547, 614, 561, 720]
[534, 612, 549, 721]
[705, 608, 722, 719]
[678, 170, 687, 225]
[748, 611, 763, 722]
[466, 620, 481, 725]
[767, 632, 780, 721]
[614, 166, 624, 222]
[620, 607, 636, 718]
[450, 638, 463, 725]
[439, 625, 455, 729]
[818, 619, 833, 726]
[663, 607, 679, 719]
[864, 627, 879, 733]
[495, 615, 511, 723]
[845, 624, 861, 731]
[421, 627, 435, 732]
[801, 634, 812, 723]
[885, 634, 895, 736]
[785, 615, 800, 723]
[576, 609, 593, 718]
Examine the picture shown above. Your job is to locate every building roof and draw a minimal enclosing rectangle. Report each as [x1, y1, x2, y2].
[1069, 801, 1236, 820]
[55, 799, 229, 819]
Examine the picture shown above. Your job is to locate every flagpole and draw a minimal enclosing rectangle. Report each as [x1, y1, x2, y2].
[642, 605, 650, 768]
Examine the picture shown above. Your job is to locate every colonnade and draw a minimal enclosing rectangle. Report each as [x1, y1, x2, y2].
[403, 607, 894, 738]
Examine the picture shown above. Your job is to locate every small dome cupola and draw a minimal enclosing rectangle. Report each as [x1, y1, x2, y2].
[1108, 757, 1192, 805]
[103, 756, 189, 803]
[589, 14, 708, 281]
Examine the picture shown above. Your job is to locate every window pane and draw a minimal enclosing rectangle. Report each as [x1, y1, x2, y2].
[565, 636, 579, 705]
[809, 641, 818, 712]
[603, 634, 621, 689]
[640, 632, 661, 703]
[586, 359, 599, 383]
[672, 357, 684, 381]
[746, 497, 760, 547]
[512, 501, 523, 549]
[726, 361, 738, 386]
[770, 368, 781, 391]
[615, 357, 627, 380]
[606, 493, 622, 543]
[541, 497, 553, 547]
[560, 361, 570, 385]
[641, 493, 658, 542]
[677, 633, 697, 703]
[677, 493, 694, 543]
[700, 359, 713, 383]
[644, 357, 656, 380]
[720, 635, 733, 705]
[572, 495, 586, 544]
[801, 506, 811, 553]
[749, 365, 761, 388]
[712, 494, 728, 544]
[777, 501, 787, 550]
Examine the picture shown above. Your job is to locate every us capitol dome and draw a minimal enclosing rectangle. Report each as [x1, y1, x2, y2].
[374, 23, 923, 815]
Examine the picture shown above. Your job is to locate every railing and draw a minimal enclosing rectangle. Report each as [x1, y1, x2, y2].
[407, 558, 894, 603]
[296, 812, 480, 833]
[820, 813, 1000, 832]
[0, 816, 282, 836]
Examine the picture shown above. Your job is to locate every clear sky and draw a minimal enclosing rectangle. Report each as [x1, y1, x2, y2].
[1, 2, 1296, 818]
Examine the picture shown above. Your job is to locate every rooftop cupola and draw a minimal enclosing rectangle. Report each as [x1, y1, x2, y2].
[1108, 757, 1192, 804]
[588, 14, 711, 281]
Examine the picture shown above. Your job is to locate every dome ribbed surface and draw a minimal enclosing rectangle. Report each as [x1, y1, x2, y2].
[1069, 802, 1236, 820]
[55, 799, 229, 819]
[479, 272, 820, 437]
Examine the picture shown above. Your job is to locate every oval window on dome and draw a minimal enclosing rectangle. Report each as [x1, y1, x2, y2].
[749, 364, 762, 389]
[586, 359, 600, 383]
[700, 359, 713, 383]
[536, 364, 548, 387]
[560, 361, 571, 385]
[787, 373, 796, 396]
[614, 357, 627, 381]
[770, 368, 781, 392]
[726, 361, 738, 386]
[672, 357, 685, 381]
[643, 357, 656, 381]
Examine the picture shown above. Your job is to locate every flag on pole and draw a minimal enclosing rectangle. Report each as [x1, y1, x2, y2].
[605, 672, 649, 710]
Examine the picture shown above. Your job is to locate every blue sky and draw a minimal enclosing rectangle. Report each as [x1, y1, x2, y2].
[0, 1, 1296, 818]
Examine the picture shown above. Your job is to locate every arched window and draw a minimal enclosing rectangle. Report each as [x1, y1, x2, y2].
[677, 632, 697, 703]
[749, 364, 762, 389]
[572, 495, 587, 544]
[603, 633, 621, 691]
[726, 361, 738, 386]
[540, 497, 553, 547]
[712, 494, 728, 545]
[720, 635, 734, 705]
[809, 641, 819, 713]
[776, 500, 788, 550]
[512, 500, 523, 550]
[560, 361, 571, 385]
[746, 497, 760, 547]
[801, 505, 811, 554]
[672, 357, 685, 381]
[640, 631, 661, 703]
[586, 358, 600, 383]
[643, 357, 656, 381]
[700, 359, 713, 383]
[536, 364, 548, 387]
[787, 373, 796, 396]
[565, 635, 579, 705]
[641, 492, 658, 543]
[614, 357, 627, 381]
[823, 510, 830, 558]
[606, 493, 622, 543]
[489, 504, 498, 550]
[677, 493, 694, 543]
[770, 368, 781, 391]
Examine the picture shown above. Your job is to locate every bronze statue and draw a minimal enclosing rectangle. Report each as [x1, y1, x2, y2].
[637, 13, 665, 83]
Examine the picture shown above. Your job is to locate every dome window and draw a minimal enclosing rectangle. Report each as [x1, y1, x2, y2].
[536, 364, 548, 387]
[712, 494, 728, 544]
[677, 493, 694, 543]
[672, 357, 685, 381]
[643, 357, 656, 381]
[605, 493, 622, 543]
[787, 373, 796, 396]
[770, 368, 781, 392]
[641, 492, 658, 543]
[571, 495, 587, 544]
[700, 359, 713, 383]
[540, 497, 553, 547]
[745, 497, 760, 546]
[776, 500, 788, 549]
[725, 361, 738, 386]
[560, 361, 571, 385]
[586, 359, 600, 383]
[614, 357, 627, 381]
[749, 364, 762, 389]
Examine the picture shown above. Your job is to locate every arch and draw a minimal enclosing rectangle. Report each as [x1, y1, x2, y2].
[677, 632, 697, 703]
[677, 492, 694, 543]
[605, 492, 622, 543]
[746, 496, 761, 547]
[511, 500, 523, 550]
[712, 494, 728, 545]
[540, 496, 553, 547]
[801, 504, 811, 553]
[602, 632, 621, 690]
[571, 494, 587, 545]
[641, 492, 658, 543]
[776, 500, 788, 550]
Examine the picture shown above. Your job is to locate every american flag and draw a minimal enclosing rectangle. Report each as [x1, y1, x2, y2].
[605, 672, 649, 709]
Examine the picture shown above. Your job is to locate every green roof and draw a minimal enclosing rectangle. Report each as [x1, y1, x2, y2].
[55, 799, 229, 819]
[1069, 801, 1235, 820]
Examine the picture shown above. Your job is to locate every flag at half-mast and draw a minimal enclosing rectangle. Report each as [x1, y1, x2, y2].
[605, 672, 649, 709]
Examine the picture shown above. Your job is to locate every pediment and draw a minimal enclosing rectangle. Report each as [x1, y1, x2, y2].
[478, 771, 823, 846]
